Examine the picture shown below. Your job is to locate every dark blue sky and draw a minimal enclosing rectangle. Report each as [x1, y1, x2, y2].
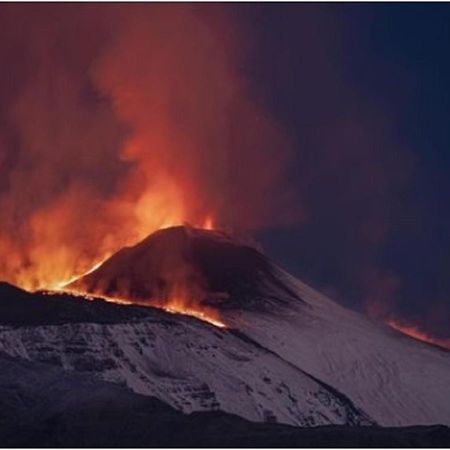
[246, 4, 450, 338]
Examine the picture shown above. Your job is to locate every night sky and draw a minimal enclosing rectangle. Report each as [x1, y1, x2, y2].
[0, 4, 448, 340]
[250, 4, 450, 340]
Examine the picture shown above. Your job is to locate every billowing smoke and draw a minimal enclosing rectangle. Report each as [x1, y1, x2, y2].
[0, 4, 296, 290]
[1, 5, 446, 344]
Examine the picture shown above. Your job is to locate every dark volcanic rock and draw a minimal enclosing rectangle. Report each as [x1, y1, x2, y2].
[0, 353, 449, 448]
[69, 225, 302, 311]
[0, 281, 163, 326]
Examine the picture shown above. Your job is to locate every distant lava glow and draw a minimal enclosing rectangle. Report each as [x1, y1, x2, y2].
[387, 320, 450, 350]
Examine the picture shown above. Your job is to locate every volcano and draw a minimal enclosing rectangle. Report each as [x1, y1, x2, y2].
[68, 225, 300, 313]
[65, 226, 450, 427]
[0, 226, 449, 445]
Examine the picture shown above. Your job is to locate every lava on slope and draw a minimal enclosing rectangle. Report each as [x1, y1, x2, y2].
[387, 319, 450, 351]
[66, 225, 302, 325]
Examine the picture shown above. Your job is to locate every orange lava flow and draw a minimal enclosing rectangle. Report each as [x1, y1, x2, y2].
[11, 209, 227, 329]
[47, 238, 227, 330]
[163, 303, 226, 328]
[53, 286, 227, 328]
[387, 319, 450, 350]
[53, 260, 109, 290]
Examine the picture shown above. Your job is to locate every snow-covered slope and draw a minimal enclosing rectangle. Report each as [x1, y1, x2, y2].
[0, 286, 369, 427]
[1, 352, 448, 447]
[68, 226, 450, 427]
[223, 270, 450, 426]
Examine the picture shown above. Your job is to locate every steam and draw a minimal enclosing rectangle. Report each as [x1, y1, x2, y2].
[0, 5, 295, 290]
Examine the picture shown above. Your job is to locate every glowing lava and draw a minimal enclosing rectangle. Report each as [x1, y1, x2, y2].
[53, 260, 108, 290]
[202, 215, 215, 231]
[45, 222, 227, 329]
[387, 319, 450, 350]
[54, 286, 226, 328]
[163, 303, 226, 328]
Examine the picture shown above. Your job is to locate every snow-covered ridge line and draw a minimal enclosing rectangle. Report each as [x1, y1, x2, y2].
[0, 317, 371, 427]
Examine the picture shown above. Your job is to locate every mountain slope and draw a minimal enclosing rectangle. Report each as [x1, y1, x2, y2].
[0, 284, 369, 427]
[68, 226, 450, 427]
[68, 225, 301, 311]
[1, 352, 448, 447]
[223, 270, 450, 426]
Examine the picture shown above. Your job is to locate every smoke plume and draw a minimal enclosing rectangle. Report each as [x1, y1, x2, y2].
[0, 4, 296, 290]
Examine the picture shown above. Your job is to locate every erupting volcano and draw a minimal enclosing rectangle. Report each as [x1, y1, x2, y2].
[62, 225, 300, 327]
[0, 3, 450, 447]
[0, 224, 449, 437]
[63, 225, 229, 327]
[0, 4, 294, 298]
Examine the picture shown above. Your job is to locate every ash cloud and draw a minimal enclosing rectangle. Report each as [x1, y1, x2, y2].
[0, 4, 297, 289]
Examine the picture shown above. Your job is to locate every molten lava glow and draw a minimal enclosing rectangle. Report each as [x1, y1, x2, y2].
[53, 260, 107, 290]
[164, 303, 226, 328]
[0, 6, 295, 299]
[202, 215, 215, 231]
[387, 320, 450, 350]
[5, 207, 213, 293]
[55, 286, 226, 328]
[48, 239, 227, 329]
